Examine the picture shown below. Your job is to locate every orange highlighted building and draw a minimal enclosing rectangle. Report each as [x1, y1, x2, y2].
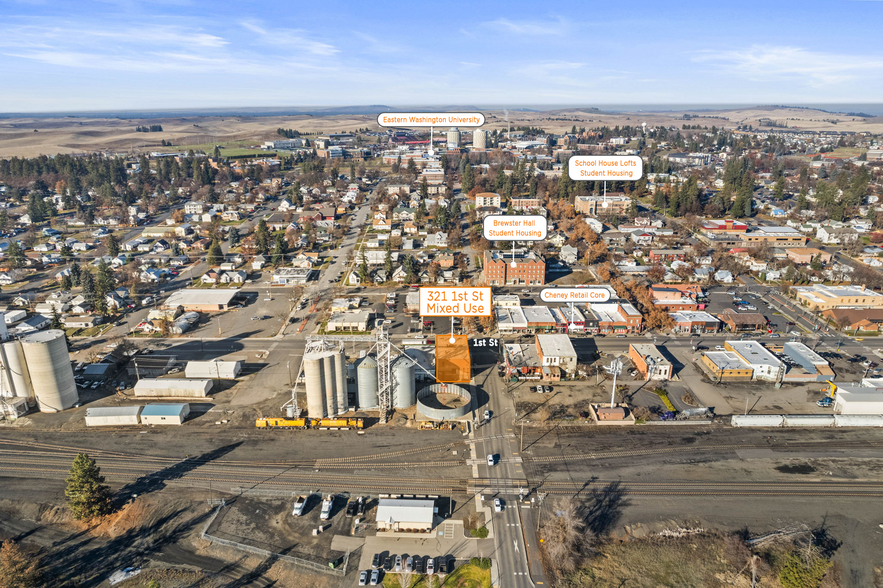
[436, 335, 472, 383]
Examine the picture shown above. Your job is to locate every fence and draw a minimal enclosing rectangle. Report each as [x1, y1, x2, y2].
[201, 504, 349, 576]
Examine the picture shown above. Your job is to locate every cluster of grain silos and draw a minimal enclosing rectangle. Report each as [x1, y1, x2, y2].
[303, 348, 349, 418]
[349, 353, 417, 411]
[0, 330, 78, 413]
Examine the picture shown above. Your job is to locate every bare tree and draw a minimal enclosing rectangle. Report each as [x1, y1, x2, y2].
[539, 499, 591, 579]
[398, 571, 413, 588]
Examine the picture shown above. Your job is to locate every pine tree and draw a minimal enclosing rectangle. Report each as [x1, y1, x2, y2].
[207, 239, 224, 266]
[60, 274, 72, 291]
[255, 219, 270, 255]
[0, 540, 42, 587]
[104, 234, 120, 257]
[271, 233, 286, 266]
[65, 453, 113, 520]
[358, 256, 369, 284]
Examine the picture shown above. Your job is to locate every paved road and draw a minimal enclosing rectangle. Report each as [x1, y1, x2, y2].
[471, 345, 543, 587]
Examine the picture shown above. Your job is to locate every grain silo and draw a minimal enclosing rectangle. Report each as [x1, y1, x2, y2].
[20, 330, 78, 413]
[392, 357, 416, 409]
[473, 129, 487, 150]
[303, 354, 327, 418]
[0, 340, 32, 400]
[356, 355, 378, 409]
[323, 352, 338, 416]
[0, 312, 8, 342]
[334, 350, 348, 414]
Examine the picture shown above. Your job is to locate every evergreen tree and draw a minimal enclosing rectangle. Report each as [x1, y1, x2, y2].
[358, 256, 369, 284]
[0, 540, 42, 588]
[70, 262, 82, 287]
[461, 162, 474, 193]
[104, 234, 120, 257]
[6, 241, 26, 269]
[60, 274, 73, 291]
[50, 308, 62, 330]
[81, 272, 95, 301]
[384, 248, 393, 280]
[271, 233, 286, 266]
[95, 259, 114, 296]
[255, 219, 270, 255]
[207, 239, 224, 266]
[229, 227, 240, 247]
[65, 453, 113, 520]
[773, 176, 785, 200]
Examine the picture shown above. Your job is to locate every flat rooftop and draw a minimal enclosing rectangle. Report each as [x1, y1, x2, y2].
[704, 351, 750, 371]
[727, 341, 783, 368]
[536, 334, 576, 357]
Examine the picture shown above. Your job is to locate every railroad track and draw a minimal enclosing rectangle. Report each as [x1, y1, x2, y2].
[524, 439, 883, 463]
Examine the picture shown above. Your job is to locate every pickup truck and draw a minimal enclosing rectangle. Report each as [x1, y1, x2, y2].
[320, 495, 333, 520]
[292, 495, 308, 516]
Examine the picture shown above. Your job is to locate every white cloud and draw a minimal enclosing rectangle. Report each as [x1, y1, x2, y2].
[239, 20, 338, 56]
[693, 45, 883, 87]
[486, 17, 565, 36]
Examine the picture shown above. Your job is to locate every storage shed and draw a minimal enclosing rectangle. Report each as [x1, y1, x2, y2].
[184, 360, 242, 379]
[375, 498, 435, 532]
[85, 406, 143, 427]
[134, 378, 213, 398]
[140, 403, 190, 425]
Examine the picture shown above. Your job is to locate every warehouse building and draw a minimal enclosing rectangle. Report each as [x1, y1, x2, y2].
[134, 378, 213, 398]
[834, 386, 883, 415]
[162, 289, 238, 312]
[699, 351, 753, 382]
[375, 498, 435, 532]
[725, 341, 784, 382]
[85, 406, 143, 427]
[184, 360, 242, 379]
[140, 403, 190, 425]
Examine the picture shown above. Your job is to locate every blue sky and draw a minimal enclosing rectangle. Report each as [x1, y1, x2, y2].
[1, 0, 882, 112]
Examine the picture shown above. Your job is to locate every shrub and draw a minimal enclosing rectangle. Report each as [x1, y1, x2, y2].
[779, 553, 831, 588]
[682, 392, 697, 406]
[470, 557, 492, 569]
[470, 527, 489, 539]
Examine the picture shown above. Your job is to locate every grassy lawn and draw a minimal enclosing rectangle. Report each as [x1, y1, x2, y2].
[222, 148, 274, 158]
[381, 563, 491, 588]
[169, 139, 255, 153]
[829, 147, 866, 157]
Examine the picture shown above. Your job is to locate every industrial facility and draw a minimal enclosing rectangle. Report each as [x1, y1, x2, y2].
[0, 328, 78, 415]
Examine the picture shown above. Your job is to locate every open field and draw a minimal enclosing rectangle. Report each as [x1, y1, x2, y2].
[2, 106, 883, 157]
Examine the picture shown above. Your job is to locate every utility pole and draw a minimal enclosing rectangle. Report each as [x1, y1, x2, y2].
[520, 419, 525, 452]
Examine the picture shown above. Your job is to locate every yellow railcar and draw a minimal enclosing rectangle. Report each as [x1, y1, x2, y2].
[255, 417, 309, 428]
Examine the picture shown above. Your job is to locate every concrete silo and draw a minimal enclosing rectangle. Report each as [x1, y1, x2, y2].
[356, 355, 378, 409]
[303, 354, 327, 418]
[392, 357, 416, 409]
[0, 340, 32, 401]
[446, 127, 461, 148]
[323, 352, 338, 416]
[473, 129, 487, 150]
[20, 330, 78, 413]
[334, 350, 348, 414]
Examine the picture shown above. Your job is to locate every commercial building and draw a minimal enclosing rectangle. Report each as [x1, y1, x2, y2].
[271, 267, 314, 285]
[786, 248, 832, 265]
[494, 307, 528, 333]
[628, 344, 673, 380]
[822, 308, 883, 332]
[793, 284, 883, 311]
[701, 219, 748, 234]
[574, 194, 630, 217]
[725, 341, 784, 382]
[140, 403, 190, 425]
[587, 303, 643, 334]
[719, 308, 767, 332]
[162, 289, 238, 312]
[326, 310, 371, 332]
[482, 250, 546, 286]
[535, 334, 578, 375]
[649, 284, 704, 311]
[782, 342, 835, 382]
[740, 226, 808, 248]
[375, 498, 435, 532]
[699, 351, 753, 381]
[670, 310, 721, 334]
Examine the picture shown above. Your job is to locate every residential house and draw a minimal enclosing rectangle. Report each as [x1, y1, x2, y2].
[559, 245, 578, 265]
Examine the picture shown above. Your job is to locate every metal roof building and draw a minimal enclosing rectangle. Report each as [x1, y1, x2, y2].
[85, 406, 143, 427]
[162, 289, 239, 311]
[134, 378, 213, 398]
[375, 498, 435, 532]
[140, 403, 190, 425]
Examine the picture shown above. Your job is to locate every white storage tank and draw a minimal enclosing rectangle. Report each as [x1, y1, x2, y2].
[323, 352, 338, 415]
[334, 350, 348, 414]
[393, 357, 416, 409]
[304, 354, 327, 418]
[20, 330, 78, 412]
[0, 340, 31, 399]
[356, 355, 378, 409]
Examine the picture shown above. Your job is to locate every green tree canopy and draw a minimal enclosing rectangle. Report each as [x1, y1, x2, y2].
[65, 453, 113, 520]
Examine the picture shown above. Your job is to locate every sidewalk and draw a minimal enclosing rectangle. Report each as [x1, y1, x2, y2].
[517, 503, 547, 585]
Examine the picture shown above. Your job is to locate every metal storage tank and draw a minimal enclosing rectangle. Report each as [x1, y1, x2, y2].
[356, 355, 378, 408]
[20, 330, 78, 412]
[323, 353, 338, 416]
[392, 357, 416, 409]
[1, 340, 32, 399]
[303, 355, 326, 418]
[334, 350, 348, 413]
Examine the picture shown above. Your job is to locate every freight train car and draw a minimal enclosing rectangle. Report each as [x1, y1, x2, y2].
[255, 417, 364, 429]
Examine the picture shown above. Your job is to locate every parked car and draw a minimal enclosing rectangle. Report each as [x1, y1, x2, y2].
[383, 556, 392, 571]
[394, 555, 402, 572]
[427, 557, 435, 575]
[370, 569, 380, 586]
[483, 410, 491, 420]
[715, 345, 725, 351]
[405, 556, 413, 573]
[494, 498, 503, 512]
[371, 554, 381, 569]
[359, 571, 368, 586]
[536, 385, 545, 394]
[817, 398, 834, 407]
